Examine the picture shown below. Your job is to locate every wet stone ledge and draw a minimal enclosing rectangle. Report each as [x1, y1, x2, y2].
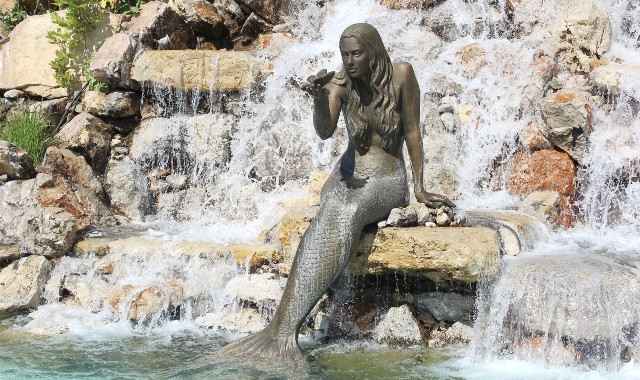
[130, 50, 272, 92]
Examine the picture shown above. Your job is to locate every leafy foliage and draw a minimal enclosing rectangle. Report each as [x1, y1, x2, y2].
[0, 109, 53, 166]
[0, 5, 27, 32]
[99, 0, 148, 15]
[47, 0, 106, 92]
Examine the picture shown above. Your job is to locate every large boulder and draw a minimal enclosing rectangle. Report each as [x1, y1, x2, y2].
[130, 50, 271, 92]
[0, 13, 122, 98]
[55, 112, 112, 173]
[81, 91, 140, 118]
[0, 140, 36, 181]
[0, 174, 77, 257]
[40, 147, 104, 198]
[172, 0, 230, 47]
[348, 227, 501, 284]
[0, 256, 52, 317]
[89, 33, 137, 89]
[123, 1, 194, 50]
[539, 90, 592, 162]
[508, 150, 576, 228]
[237, 0, 282, 25]
[414, 292, 475, 322]
[224, 273, 283, 312]
[373, 305, 423, 345]
[105, 156, 144, 221]
[539, 0, 611, 72]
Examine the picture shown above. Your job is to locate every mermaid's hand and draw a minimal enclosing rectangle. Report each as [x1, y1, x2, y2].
[301, 69, 335, 98]
[415, 190, 456, 209]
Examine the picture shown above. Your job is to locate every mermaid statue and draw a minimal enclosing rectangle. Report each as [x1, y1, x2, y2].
[217, 23, 455, 360]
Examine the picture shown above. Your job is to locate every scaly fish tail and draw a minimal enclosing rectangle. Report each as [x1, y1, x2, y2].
[214, 329, 303, 360]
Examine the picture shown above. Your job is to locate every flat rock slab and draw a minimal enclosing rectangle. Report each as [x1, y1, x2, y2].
[0, 256, 52, 317]
[131, 50, 271, 91]
[348, 227, 501, 284]
[74, 236, 280, 270]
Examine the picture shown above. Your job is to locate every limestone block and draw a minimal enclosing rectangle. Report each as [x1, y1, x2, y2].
[55, 112, 112, 173]
[348, 227, 501, 284]
[0, 256, 52, 317]
[131, 50, 271, 91]
[373, 305, 423, 345]
[81, 91, 140, 118]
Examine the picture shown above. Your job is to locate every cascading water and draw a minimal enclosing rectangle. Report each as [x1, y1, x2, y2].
[3, 0, 640, 377]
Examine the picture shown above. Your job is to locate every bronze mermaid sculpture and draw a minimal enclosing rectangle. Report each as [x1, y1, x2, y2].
[217, 23, 455, 360]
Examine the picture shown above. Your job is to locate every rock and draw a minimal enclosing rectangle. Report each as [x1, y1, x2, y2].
[3, 89, 24, 99]
[238, 12, 271, 45]
[539, 90, 592, 162]
[504, 0, 574, 36]
[108, 284, 134, 314]
[373, 305, 423, 345]
[590, 64, 640, 98]
[429, 321, 473, 347]
[81, 91, 140, 118]
[508, 150, 576, 228]
[40, 147, 104, 198]
[90, 33, 137, 89]
[519, 190, 563, 228]
[28, 98, 68, 127]
[123, 1, 195, 50]
[425, 0, 502, 42]
[196, 307, 265, 334]
[519, 118, 553, 151]
[237, 0, 282, 24]
[276, 207, 315, 262]
[426, 74, 463, 98]
[0, 140, 36, 180]
[381, 0, 442, 9]
[540, 0, 611, 73]
[456, 42, 487, 77]
[73, 236, 281, 271]
[105, 156, 142, 221]
[0, 13, 121, 98]
[176, 0, 229, 47]
[127, 284, 183, 324]
[0, 244, 20, 267]
[131, 50, 271, 92]
[0, 0, 16, 12]
[224, 273, 283, 311]
[414, 292, 475, 322]
[386, 207, 417, 227]
[0, 256, 52, 317]
[0, 174, 77, 257]
[435, 209, 451, 227]
[55, 112, 112, 173]
[36, 175, 115, 231]
[184, 114, 234, 169]
[348, 227, 501, 284]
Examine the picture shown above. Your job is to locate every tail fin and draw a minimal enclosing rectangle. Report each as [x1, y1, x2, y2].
[215, 329, 304, 360]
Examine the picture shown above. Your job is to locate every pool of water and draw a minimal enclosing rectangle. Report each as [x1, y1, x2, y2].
[3, 322, 640, 380]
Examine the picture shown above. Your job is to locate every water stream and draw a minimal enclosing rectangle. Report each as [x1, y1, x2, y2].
[1, 0, 639, 378]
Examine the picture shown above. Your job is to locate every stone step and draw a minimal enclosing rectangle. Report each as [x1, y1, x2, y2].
[130, 50, 272, 92]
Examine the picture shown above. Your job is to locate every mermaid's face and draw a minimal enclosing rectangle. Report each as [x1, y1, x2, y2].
[340, 37, 370, 79]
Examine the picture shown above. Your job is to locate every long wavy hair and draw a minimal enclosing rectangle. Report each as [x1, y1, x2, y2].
[333, 23, 401, 154]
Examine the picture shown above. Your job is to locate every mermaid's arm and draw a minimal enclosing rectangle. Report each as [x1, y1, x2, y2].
[313, 82, 343, 139]
[400, 63, 456, 208]
[400, 63, 425, 193]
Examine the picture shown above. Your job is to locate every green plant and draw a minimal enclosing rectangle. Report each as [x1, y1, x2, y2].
[0, 109, 53, 166]
[99, 0, 148, 15]
[0, 5, 27, 32]
[47, 0, 106, 92]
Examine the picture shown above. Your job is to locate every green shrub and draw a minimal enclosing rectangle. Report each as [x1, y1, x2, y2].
[0, 5, 27, 32]
[0, 109, 53, 166]
[99, 0, 148, 15]
[47, 0, 105, 92]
